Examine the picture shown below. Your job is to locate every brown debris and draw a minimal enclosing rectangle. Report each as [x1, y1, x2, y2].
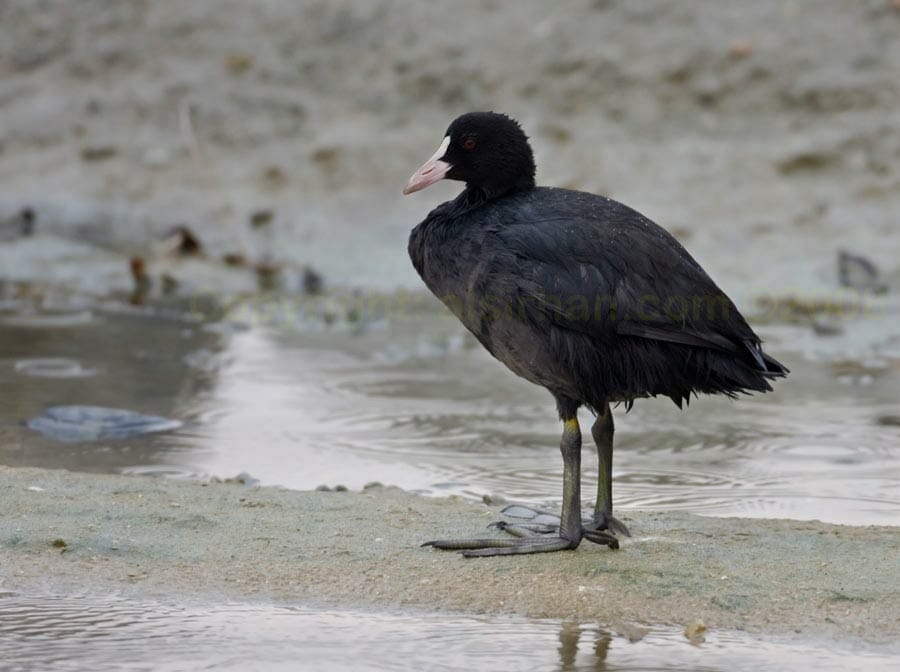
[729, 38, 753, 59]
[255, 261, 282, 291]
[162, 225, 203, 257]
[222, 253, 248, 267]
[129, 256, 151, 305]
[225, 52, 253, 74]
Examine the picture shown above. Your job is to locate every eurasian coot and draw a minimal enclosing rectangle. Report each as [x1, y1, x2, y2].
[404, 112, 787, 557]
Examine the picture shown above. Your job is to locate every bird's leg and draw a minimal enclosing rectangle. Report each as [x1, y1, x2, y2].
[489, 404, 628, 545]
[557, 415, 583, 544]
[588, 402, 631, 537]
[423, 415, 592, 556]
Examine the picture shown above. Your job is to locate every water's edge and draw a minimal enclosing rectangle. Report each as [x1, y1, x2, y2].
[1, 465, 897, 649]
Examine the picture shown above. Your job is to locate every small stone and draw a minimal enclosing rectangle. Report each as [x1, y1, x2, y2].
[225, 472, 259, 486]
[223, 253, 247, 267]
[684, 620, 707, 644]
[262, 165, 288, 186]
[311, 146, 340, 173]
[81, 145, 117, 162]
[613, 622, 650, 643]
[249, 210, 274, 228]
[51, 539, 67, 548]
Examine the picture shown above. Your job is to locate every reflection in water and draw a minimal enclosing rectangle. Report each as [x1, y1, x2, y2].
[0, 593, 896, 672]
[1, 297, 899, 526]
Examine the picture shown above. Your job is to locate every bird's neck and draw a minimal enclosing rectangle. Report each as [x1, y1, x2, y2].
[462, 175, 536, 209]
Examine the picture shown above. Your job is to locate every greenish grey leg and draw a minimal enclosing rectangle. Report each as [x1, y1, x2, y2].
[589, 403, 631, 537]
[558, 416, 583, 543]
[423, 416, 587, 557]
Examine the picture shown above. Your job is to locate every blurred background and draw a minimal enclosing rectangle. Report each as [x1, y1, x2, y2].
[1, 0, 899, 525]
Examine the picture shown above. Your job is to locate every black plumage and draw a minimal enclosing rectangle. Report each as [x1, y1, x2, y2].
[405, 112, 787, 557]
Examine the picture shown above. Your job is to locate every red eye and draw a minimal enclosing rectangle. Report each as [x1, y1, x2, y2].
[463, 138, 477, 150]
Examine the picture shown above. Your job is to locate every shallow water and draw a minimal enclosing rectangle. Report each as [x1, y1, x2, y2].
[1, 294, 898, 527]
[0, 592, 896, 672]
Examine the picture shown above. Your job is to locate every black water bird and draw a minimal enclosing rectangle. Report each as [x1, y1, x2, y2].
[404, 112, 787, 557]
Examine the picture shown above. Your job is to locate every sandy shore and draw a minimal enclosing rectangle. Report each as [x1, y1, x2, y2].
[2, 465, 897, 646]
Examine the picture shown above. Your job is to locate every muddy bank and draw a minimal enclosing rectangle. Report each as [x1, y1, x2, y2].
[1, 466, 896, 646]
[1, 0, 898, 294]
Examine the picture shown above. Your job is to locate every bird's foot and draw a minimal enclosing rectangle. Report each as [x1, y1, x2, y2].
[494, 504, 630, 543]
[422, 504, 625, 556]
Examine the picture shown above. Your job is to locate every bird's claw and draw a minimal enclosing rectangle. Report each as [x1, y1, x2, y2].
[583, 529, 619, 549]
[586, 512, 632, 538]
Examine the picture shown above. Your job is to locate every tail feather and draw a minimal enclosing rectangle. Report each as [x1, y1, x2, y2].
[744, 340, 789, 378]
[761, 350, 789, 377]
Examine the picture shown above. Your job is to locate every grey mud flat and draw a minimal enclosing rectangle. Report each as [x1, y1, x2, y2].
[1, 466, 897, 647]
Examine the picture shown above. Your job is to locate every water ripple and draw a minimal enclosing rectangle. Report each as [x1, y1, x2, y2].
[14, 358, 97, 379]
[1, 310, 95, 328]
[0, 594, 895, 672]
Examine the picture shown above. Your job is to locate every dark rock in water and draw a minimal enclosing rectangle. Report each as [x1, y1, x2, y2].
[27, 406, 182, 443]
[838, 250, 888, 294]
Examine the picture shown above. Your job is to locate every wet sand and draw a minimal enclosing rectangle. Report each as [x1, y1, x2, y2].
[2, 465, 897, 646]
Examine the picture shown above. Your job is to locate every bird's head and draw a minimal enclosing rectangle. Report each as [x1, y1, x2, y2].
[403, 112, 536, 200]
